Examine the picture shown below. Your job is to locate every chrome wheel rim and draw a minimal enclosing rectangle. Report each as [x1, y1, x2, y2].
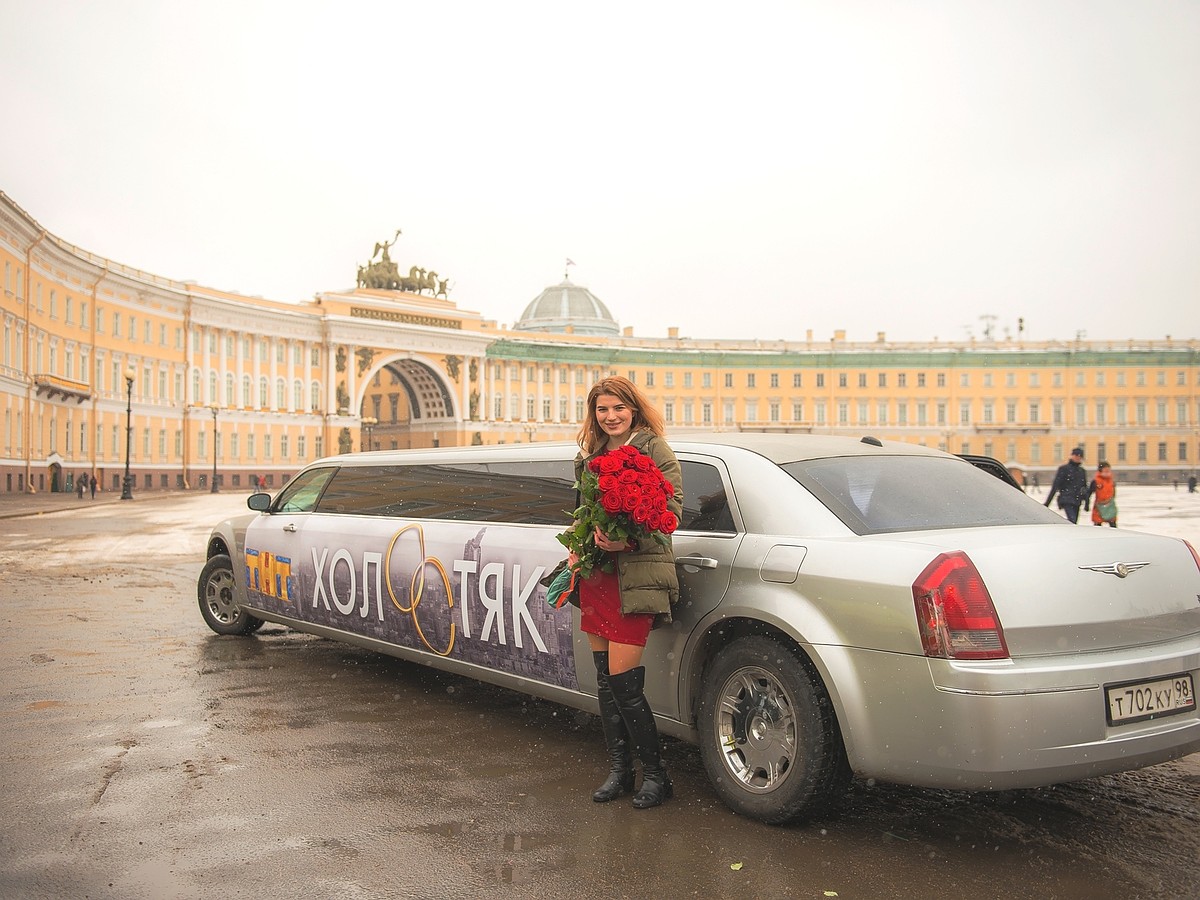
[715, 665, 797, 793]
[203, 566, 240, 625]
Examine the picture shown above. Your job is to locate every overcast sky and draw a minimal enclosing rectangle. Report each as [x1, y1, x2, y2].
[2, 0, 1197, 344]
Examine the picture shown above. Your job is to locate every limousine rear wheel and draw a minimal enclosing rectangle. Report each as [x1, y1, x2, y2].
[198, 554, 261, 636]
[698, 636, 851, 825]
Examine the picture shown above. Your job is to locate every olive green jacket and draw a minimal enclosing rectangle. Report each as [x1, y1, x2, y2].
[573, 430, 683, 619]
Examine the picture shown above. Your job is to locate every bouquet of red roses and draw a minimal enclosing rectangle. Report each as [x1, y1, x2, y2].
[558, 443, 679, 581]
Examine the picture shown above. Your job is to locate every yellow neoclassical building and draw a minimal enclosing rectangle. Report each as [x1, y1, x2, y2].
[2, 189, 1198, 495]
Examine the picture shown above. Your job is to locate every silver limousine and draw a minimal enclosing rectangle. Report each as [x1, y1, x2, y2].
[197, 434, 1200, 824]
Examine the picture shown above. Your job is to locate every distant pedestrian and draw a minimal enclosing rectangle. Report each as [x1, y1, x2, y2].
[89, 473, 97, 499]
[1031, 472, 1040, 493]
[1045, 447, 1088, 524]
[76, 474, 85, 500]
[1086, 461, 1118, 528]
[1190, 474, 1198, 494]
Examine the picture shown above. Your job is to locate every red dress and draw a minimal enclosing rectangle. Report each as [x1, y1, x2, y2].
[579, 567, 655, 647]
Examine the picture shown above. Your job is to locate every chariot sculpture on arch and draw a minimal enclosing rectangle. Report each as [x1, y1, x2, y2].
[355, 228, 450, 295]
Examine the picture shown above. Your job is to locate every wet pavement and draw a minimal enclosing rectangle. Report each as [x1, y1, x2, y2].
[1, 488, 1198, 899]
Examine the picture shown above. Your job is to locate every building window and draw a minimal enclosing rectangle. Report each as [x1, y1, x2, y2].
[897, 373, 907, 388]
[917, 373, 926, 388]
[771, 373, 780, 389]
[683, 372, 693, 388]
[664, 372, 674, 388]
[816, 373, 825, 388]
[793, 373, 802, 388]
[747, 373, 756, 388]
[664, 401, 674, 423]
[838, 373, 847, 388]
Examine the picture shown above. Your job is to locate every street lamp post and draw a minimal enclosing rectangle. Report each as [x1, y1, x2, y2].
[120, 366, 136, 500]
[208, 402, 221, 493]
[361, 416, 377, 451]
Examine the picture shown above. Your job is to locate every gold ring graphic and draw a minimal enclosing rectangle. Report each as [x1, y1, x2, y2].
[385, 523, 456, 657]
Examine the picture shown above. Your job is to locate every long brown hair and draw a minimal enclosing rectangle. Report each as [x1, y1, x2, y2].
[576, 375, 665, 454]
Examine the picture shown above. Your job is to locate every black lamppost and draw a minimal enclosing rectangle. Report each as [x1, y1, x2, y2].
[208, 402, 220, 493]
[120, 365, 136, 500]
[361, 416, 377, 451]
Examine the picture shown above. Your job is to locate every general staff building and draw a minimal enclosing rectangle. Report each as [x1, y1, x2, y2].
[2, 190, 1197, 495]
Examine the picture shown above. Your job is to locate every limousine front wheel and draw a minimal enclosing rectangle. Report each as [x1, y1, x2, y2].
[698, 636, 851, 825]
[198, 554, 262, 636]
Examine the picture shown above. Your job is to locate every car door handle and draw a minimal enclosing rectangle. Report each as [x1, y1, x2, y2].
[676, 555, 718, 570]
[283, 523, 298, 533]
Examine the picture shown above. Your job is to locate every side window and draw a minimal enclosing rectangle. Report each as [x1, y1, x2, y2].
[274, 467, 338, 513]
[313, 461, 577, 524]
[679, 461, 736, 533]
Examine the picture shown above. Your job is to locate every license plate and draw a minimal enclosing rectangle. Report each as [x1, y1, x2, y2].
[1105, 673, 1195, 726]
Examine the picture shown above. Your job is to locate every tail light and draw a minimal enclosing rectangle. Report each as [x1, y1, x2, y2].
[912, 551, 1009, 660]
[1185, 540, 1200, 574]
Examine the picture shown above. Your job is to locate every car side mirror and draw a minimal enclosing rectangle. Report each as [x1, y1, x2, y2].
[247, 492, 272, 512]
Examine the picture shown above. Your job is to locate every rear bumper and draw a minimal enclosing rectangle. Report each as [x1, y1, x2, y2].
[819, 637, 1200, 790]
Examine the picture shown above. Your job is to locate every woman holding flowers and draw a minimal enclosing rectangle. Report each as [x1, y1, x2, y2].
[566, 375, 682, 809]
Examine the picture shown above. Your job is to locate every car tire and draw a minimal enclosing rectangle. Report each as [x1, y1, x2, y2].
[198, 554, 261, 636]
[697, 635, 851, 825]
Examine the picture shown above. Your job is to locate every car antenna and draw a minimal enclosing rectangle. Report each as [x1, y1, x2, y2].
[860, 435, 883, 447]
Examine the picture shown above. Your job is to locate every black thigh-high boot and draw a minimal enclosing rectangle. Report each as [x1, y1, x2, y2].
[609, 665, 672, 809]
[592, 652, 634, 802]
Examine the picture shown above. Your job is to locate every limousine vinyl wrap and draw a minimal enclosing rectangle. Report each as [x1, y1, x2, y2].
[242, 515, 579, 690]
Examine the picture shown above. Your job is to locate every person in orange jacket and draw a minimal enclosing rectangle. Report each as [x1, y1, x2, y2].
[1086, 461, 1118, 527]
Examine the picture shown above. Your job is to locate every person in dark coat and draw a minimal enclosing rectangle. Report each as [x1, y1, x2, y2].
[89, 473, 97, 499]
[1045, 447, 1089, 523]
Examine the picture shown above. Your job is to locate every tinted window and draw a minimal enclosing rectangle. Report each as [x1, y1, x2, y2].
[782, 455, 1065, 535]
[679, 461, 736, 533]
[313, 461, 576, 525]
[274, 467, 337, 513]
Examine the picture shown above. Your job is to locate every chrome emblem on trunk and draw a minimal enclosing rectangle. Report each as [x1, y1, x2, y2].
[1078, 561, 1150, 578]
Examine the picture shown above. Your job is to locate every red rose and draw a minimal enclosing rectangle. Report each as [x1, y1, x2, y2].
[618, 468, 639, 484]
[659, 510, 678, 534]
[598, 473, 620, 492]
[645, 511, 662, 531]
[599, 455, 622, 474]
[621, 491, 639, 513]
[601, 490, 623, 514]
[633, 453, 653, 472]
[588, 458, 603, 473]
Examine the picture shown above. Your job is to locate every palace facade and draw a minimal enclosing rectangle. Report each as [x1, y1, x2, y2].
[2, 190, 1197, 495]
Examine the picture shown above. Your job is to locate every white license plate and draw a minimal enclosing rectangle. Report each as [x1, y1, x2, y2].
[1105, 673, 1195, 726]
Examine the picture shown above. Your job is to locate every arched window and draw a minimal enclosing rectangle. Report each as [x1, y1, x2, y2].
[275, 378, 285, 410]
[242, 375, 251, 407]
[259, 377, 268, 408]
[208, 371, 218, 403]
[192, 369, 201, 402]
[310, 381, 322, 412]
[225, 373, 235, 407]
[293, 380, 303, 411]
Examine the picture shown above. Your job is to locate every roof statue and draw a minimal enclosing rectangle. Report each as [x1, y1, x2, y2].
[355, 230, 450, 296]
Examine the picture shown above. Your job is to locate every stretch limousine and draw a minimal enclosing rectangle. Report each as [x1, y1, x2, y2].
[198, 434, 1200, 824]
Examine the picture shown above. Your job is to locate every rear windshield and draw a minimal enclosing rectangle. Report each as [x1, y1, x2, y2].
[782, 455, 1066, 535]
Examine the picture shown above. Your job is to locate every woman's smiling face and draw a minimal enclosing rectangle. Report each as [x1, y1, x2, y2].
[594, 393, 634, 444]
